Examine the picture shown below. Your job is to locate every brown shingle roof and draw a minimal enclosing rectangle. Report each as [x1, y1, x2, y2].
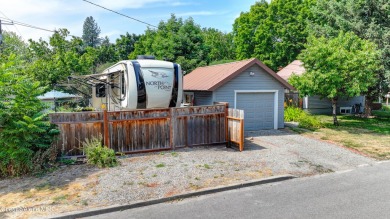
[277, 60, 305, 81]
[183, 58, 294, 91]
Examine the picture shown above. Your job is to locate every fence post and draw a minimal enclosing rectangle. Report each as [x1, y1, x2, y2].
[103, 110, 110, 148]
[240, 118, 244, 152]
[170, 107, 175, 149]
[224, 103, 229, 147]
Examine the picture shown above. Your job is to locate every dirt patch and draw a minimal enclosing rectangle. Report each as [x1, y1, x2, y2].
[0, 165, 101, 219]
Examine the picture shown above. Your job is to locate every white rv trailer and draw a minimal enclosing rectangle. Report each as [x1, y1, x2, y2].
[69, 58, 183, 111]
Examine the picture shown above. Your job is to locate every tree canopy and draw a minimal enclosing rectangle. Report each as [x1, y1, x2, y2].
[115, 33, 140, 60]
[233, 0, 314, 71]
[289, 32, 382, 125]
[309, 0, 390, 115]
[130, 14, 235, 73]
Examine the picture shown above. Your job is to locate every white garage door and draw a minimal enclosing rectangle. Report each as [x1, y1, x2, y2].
[236, 92, 275, 130]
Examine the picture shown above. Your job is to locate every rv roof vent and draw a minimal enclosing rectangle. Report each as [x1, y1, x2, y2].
[137, 55, 155, 60]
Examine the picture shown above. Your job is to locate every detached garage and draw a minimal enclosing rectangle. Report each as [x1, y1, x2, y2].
[183, 58, 294, 130]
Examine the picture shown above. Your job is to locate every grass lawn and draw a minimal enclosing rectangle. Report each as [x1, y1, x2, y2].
[297, 108, 390, 160]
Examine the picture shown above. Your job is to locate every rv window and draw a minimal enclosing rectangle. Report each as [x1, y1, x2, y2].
[96, 83, 106, 97]
[121, 74, 126, 96]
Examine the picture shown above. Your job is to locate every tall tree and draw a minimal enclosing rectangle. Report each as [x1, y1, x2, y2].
[28, 29, 92, 86]
[289, 32, 382, 125]
[130, 14, 207, 72]
[233, 0, 314, 71]
[0, 31, 28, 62]
[233, 0, 269, 60]
[97, 36, 116, 64]
[115, 32, 140, 60]
[309, 0, 390, 116]
[82, 16, 101, 48]
[202, 28, 235, 63]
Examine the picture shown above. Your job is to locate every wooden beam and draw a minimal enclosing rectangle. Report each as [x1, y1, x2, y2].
[103, 109, 110, 148]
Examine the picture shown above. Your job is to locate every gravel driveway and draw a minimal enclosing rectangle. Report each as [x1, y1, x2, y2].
[91, 129, 375, 206]
[1, 129, 376, 219]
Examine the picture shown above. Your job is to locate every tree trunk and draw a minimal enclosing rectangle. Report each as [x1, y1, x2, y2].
[331, 98, 339, 126]
[364, 95, 373, 118]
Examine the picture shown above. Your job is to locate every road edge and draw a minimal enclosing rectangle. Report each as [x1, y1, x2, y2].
[47, 174, 296, 219]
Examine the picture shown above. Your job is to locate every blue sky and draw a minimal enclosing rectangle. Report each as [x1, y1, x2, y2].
[1, 0, 258, 42]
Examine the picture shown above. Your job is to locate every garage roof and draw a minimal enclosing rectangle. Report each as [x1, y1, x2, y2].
[184, 58, 294, 91]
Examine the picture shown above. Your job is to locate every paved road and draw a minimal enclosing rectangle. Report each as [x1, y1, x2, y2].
[89, 161, 390, 219]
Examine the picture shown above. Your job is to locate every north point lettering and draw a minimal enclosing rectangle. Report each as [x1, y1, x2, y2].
[146, 81, 172, 91]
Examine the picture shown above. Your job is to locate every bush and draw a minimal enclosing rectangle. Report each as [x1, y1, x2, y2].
[284, 106, 306, 122]
[83, 135, 118, 168]
[284, 106, 322, 130]
[0, 114, 59, 177]
[0, 56, 59, 177]
[298, 115, 322, 130]
[381, 105, 390, 111]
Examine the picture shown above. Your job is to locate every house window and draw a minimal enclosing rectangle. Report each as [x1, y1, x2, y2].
[183, 92, 194, 106]
[96, 83, 106, 97]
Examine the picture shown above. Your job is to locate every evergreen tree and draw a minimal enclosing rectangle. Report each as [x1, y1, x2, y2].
[82, 16, 101, 48]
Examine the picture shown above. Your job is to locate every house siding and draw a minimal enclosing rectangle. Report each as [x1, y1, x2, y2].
[213, 65, 286, 128]
[193, 91, 213, 106]
[307, 95, 365, 114]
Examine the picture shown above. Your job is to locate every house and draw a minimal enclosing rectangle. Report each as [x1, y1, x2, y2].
[277, 60, 365, 114]
[183, 58, 294, 130]
[38, 90, 81, 111]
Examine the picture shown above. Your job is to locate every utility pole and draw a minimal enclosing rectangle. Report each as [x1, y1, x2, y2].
[0, 19, 3, 45]
[0, 20, 15, 48]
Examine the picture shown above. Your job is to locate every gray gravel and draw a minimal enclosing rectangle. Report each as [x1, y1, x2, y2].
[89, 129, 375, 207]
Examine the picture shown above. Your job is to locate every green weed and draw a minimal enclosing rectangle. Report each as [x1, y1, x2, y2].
[155, 163, 165, 168]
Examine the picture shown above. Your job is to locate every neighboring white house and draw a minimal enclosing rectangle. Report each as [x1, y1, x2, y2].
[183, 58, 294, 130]
[277, 60, 365, 114]
[38, 90, 81, 111]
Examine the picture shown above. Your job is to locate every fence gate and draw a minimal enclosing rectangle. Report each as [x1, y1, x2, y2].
[227, 108, 245, 151]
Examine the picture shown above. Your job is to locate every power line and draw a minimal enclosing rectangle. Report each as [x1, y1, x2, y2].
[0, 16, 79, 38]
[81, 0, 158, 29]
[0, 10, 23, 38]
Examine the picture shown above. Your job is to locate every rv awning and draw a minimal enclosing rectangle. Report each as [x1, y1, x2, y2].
[67, 70, 123, 87]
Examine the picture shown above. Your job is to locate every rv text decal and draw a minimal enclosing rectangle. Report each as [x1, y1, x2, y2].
[145, 81, 172, 91]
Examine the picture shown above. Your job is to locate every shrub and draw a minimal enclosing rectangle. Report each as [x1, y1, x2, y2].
[284, 106, 305, 122]
[83, 135, 118, 168]
[0, 114, 59, 177]
[0, 56, 59, 177]
[284, 106, 322, 130]
[298, 115, 322, 130]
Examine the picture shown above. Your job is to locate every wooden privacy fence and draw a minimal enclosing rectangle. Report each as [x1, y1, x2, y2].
[50, 104, 244, 156]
